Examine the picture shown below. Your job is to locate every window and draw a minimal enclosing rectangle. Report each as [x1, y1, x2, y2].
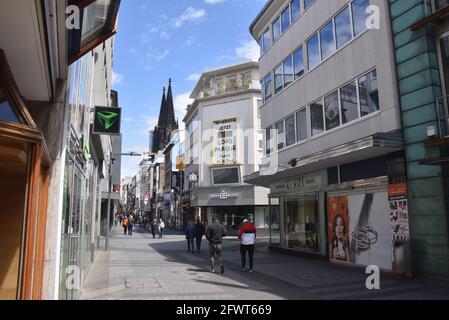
[310, 101, 324, 136]
[293, 47, 304, 79]
[266, 127, 273, 155]
[274, 64, 284, 94]
[0, 87, 21, 123]
[281, 6, 291, 34]
[335, 6, 352, 49]
[341, 81, 359, 124]
[352, 0, 369, 37]
[324, 91, 340, 130]
[304, 0, 315, 10]
[291, 0, 301, 21]
[283, 55, 294, 87]
[212, 167, 240, 185]
[262, 73, 272, 102]
[285, 115, 296, 147]
[435, 0, 449, 10]
[215, 78, 224, 94]
[273, 17, 281, 42]
[276, 121, 285, 150]
[261, 29, 270, 54]
[320, 21, 335, 61]
[307, 33, 320, 70]
[296, 109, 307, 142]
[440, 36, 449, 97]
[358, 70, 379, 116]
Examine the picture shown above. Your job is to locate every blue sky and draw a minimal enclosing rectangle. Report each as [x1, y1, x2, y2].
[113, 0, 266, 178]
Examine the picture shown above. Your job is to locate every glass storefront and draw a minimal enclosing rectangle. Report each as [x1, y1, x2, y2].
[269, 198, 280, 246]
[284, 194, 320, 252]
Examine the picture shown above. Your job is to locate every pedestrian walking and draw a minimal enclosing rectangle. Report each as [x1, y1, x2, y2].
[194, 219, 205, 254]
[185, 221, 195, 253]
[128, 215, 135, 236]
[159, 219, 165, 238]
[239, 219, 256, 273]
[150, 220, 156, 239]
[205, 216, 226, 274]
[122, 216, 129, 235]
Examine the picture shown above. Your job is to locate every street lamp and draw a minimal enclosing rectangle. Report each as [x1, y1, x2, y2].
[105, 151, 142, 251]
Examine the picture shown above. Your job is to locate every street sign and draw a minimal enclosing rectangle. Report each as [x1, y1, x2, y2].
[93, 106, 121, 135]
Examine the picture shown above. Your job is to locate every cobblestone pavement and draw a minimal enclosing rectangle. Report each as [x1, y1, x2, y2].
[79, 226, 449, 300]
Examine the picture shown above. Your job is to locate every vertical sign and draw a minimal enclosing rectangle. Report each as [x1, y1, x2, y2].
[212, 117, 238, 164]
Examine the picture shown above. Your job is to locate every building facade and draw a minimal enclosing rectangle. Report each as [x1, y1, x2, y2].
[247, 0, 449, 278]
[183, 61, 270, 236]
[248, 0, 406, 271]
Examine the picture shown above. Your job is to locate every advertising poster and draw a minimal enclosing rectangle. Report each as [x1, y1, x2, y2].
[328, 196, 351, 262]
[388, 183, 410, 241]
[328, 191, 392, 270]
[212, 117, 238, 164]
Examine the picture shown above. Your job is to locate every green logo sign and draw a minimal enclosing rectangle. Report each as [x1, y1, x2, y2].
[93, 106, 121, 135]
[97, 111, 119, 130]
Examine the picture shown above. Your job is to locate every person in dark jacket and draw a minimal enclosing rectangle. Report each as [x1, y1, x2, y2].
[185, 221, 195, 253]
[150, 220, 156, 239]
[205, 216, 226, 274]
[193, 219, 205, 254]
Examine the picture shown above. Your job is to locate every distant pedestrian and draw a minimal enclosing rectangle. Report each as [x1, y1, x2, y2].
[128, 215, 135, 236]
[205, 216, 226, 274]
[122, 216, 129, 235]
[185, 221, 195, 253]
[159, 219, 165, 238]
[150, 220, 156, 239]
[239, 219, 256, 273]
[194, 219, 205, 254]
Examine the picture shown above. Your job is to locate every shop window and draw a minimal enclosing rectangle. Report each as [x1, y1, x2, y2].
[324, 91, 340, 130]
[341, 81, 359, 124]
[269, 198, 281, 246]
[358, 70, 379, 116]
[284, 194, 320, 252]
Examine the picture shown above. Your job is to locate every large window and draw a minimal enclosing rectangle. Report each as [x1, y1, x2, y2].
[272, 17, 281, 42]
[276, 121, 285, 150]
[341, 81, 359, 124]
[284, 194, 320, 252]
[352, 0, 369, 37]
[260, 29, 271, 55]
[293, 47, 304, 79]
[281, 6, 291, 34]
[311, 101, 324, 136]
[335, 6, 353, 49]
[320, 21, 335, 60]
[269, 198, 281, 246]
[291, 0, 301, 22]
[359, 70, 379, 116]
[262, 73, 272, 102]
[283, 56, 294, 87]
[274, 64, 284, 94]
[324, 91, 340, 131]
[212, 167, 240, 185]
[307, 33, 320, 70]
[285, 115, 296, 147]
[296, 109, 307, 142]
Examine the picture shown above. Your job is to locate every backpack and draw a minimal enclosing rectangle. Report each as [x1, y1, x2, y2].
[123, 218, 129, 227]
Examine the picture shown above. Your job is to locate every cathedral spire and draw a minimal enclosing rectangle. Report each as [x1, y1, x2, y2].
[165, 78, 177, 128]
[157, 87, 167, 127]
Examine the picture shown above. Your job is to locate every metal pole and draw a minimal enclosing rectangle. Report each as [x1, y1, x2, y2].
[105, 154, 112, 251]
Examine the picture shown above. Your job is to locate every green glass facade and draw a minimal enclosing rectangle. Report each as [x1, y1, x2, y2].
[390, 0, 449, 277]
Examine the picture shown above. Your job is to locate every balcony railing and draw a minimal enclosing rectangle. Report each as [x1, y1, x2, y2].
[196, 80, 261, 99]
[436, 95, 449, 138]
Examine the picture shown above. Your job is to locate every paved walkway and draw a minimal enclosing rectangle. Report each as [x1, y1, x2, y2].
[79, 226, 449, 300]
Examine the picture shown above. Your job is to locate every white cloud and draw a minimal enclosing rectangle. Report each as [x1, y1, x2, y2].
[173, 7, 206, 28]
[111, 71, 124, 86]
[235, 40, 260, 61]
[174, 92, 194, 129]
[187, 73, 201, 81]
[183, 36, 197, 47]
[160, 31, 170, 40]
[146, 49, 170, 61]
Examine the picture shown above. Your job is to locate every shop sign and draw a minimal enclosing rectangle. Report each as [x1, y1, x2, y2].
[144, 195, 149, 206]
[210, 190, 239, 200]
[189, 173, 198, 182]
[93, 106, 121, 136]
[212, 117, 238, 165]
[176, 156, 185, 170]
[171, 172, 180, 189]
[287, 178, 303, 189]
[272, 176, 321, 192]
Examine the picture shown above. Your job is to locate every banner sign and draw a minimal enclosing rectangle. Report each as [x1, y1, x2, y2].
[93, 106, 121, 135]
[171, 172, 180, 190]
[212, 117, 238, 164]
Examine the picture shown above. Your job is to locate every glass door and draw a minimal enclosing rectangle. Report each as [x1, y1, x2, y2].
[269, 198, 280, 246]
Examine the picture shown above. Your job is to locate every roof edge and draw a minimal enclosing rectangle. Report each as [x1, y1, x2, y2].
[249, 0, 275, 40]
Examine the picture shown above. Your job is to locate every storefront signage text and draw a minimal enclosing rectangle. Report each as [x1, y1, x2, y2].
[210, 191, 240, 200]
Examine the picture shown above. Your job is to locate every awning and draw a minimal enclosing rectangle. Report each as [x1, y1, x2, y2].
[68, 0, 121, 65]
[244, 132, 404, 188]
